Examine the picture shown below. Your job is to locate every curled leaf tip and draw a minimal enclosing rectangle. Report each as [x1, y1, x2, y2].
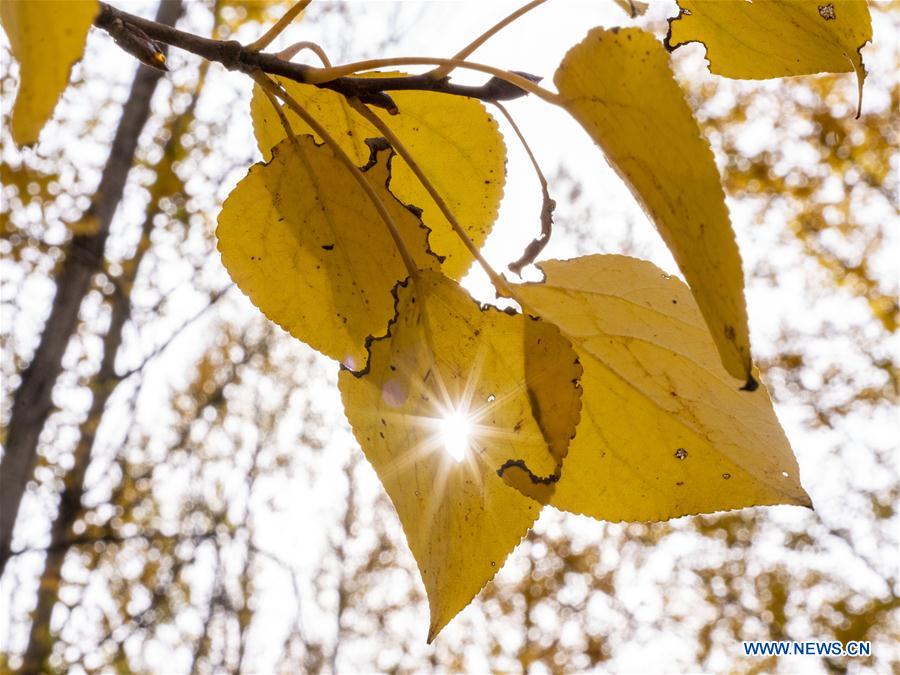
[852, 50, 866, 119]
[497, 459, 561, 505]
[508, 193, 555, 275]
[741, 373, 759, 392]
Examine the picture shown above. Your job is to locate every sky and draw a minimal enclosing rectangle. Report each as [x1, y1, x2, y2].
[1, 1, 897, 671]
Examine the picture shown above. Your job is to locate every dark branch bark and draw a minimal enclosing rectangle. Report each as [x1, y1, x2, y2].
[93, 1, 538, 108]
[0, 0, 183, 580]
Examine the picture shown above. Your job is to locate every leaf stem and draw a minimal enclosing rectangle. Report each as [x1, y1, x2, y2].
[253, 73, 419, 278]
[277, 40, 332, 67]
[307, 58, 561, 105]
[493, 101, 555, 275]
[428, 0, 549, 80]
[348, 98, 530, 307]
[260, 86, 299, 146]
[246, 0, 311, 53]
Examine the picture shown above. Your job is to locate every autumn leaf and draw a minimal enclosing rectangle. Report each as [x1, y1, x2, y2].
[216, 135, 438, 370]
[516, 255, 812, 521]
[499, 317, 583, 505]
[665, 0, 872, 115]
[338, 270, 581, 640]
[251, 75, 506, 279]
[555, 27, 754, 387]
[0, 0, 98, 147]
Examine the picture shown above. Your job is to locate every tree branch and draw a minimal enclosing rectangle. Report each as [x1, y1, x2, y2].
[114, 285, 232, 383]
[93, 1, 538, 108]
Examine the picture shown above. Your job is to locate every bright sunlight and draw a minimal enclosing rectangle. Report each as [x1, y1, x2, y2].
[438, 408, 472, 463]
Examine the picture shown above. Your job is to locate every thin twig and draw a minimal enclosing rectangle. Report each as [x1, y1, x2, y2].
[115, 286, 232, 382]
[428, 0, 548, 79]
[246, 0, 311, 53]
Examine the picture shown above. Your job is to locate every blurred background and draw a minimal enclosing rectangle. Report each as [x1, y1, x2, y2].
[1, 1, 897, 672]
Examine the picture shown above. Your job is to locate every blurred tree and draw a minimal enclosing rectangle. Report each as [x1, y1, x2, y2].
[1, 1, 896, 674]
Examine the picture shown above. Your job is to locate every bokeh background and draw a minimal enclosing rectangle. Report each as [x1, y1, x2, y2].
[1, 1, 897, 672]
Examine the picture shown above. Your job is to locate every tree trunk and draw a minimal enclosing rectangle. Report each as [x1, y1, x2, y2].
[0, 0, 184, 577]
[18, 38, 208, 675]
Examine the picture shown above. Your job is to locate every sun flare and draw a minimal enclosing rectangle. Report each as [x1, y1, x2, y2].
[438, 408, 472, 463]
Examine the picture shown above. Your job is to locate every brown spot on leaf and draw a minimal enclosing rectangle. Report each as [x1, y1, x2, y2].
[818, 3, 836, 20]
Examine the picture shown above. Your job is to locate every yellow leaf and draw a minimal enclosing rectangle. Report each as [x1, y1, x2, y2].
[338, 270, 581, 640]
[665, 0, 872, 114]
[0, 0, 97, 147]
[555, 27, 753, 386]
[499, 318, 583, 505]
[517, 255, 812, 521]
[251, 75, 506, 279]
[216, 135, 438, 369]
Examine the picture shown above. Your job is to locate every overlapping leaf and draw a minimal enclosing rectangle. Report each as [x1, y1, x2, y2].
[555, 27, 753, 386]
[338, 270, 581, 640]
[216, 135, 437, 369]
[500, 317, 583, 505]
[517, 255, 812, 521]
[666, 0, 872, 113]
[0, 0, 98, 147]
[251, 74, 506, 279]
